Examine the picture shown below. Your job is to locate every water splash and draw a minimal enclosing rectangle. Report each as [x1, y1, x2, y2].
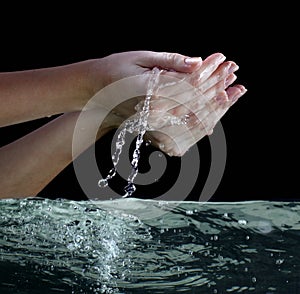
[1, 198, 300, 293]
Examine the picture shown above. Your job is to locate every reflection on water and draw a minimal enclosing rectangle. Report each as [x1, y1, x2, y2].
[0, 198, 299, 293]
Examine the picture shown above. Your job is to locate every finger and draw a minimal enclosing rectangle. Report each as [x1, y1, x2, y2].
[146, 85, 247, 156]
[140, 51, 202, 73]
[224, 85, 248, 107]
[187, 84, 247, 138]
[166, 77, 233, 117]
[146, 127, 192, 157]
[144, 82, 246, 133]
[195, 74, 241, 111]
[154, 99, 225, 156]
[151, 52, 227, 100]
[149, 61, 238, 116]
[195, 61, 239, 92]
[190, 84, 247, 132]
[150, 72, 236, 118]
[188, 53, 226, 85]
[146, 102, 217, 156]
[148, 80, 217, 115]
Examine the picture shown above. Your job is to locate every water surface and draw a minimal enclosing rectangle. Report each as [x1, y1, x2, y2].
[0, 198, 299, 293]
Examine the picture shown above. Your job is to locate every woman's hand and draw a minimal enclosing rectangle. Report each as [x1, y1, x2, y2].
[87, 51, 247, 156]
[144, 53, 247, 156]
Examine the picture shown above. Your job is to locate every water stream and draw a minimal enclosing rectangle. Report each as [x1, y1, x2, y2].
[98, 68, 166, 198]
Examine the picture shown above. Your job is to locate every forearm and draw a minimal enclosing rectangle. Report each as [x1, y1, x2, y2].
[0, 109, 115, 199]
[0, 60, 98, 127]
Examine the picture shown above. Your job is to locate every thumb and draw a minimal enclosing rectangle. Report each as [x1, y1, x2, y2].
[142, 51, 202, 73]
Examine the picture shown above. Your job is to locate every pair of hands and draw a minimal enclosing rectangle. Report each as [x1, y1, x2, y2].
[82, 51, 247, 157]
[0, 50, 246, 199]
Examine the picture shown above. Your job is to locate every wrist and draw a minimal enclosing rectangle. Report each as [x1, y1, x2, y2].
[76, 58, 108, 110]
[63, 59, 102, 112]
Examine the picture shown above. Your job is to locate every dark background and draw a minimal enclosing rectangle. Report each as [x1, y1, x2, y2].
[0, 4, 299, 202]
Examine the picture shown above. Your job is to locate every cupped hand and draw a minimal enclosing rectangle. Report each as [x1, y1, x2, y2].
[84, 51, 247, 156]
[141, 53, 247, 156]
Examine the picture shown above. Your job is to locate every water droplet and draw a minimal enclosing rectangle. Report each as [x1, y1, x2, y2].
[98, 179, 108, 188]
[186, 210, 194, 215]
[238, 219, 247, 225]
[123, 183, 136, 198]
[276, 259, 284, 265]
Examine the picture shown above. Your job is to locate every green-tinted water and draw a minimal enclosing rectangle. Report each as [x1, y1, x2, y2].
[0, 198, 299, 293]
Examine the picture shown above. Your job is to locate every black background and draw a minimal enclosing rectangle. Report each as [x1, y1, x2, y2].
[0, 4, 299, 202]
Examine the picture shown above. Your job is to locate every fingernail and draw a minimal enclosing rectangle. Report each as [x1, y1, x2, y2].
[225, 74, 237, 88]
[184, 57, 202, 65]
[216, 53, 226, 63]
[207, 128, 214, 136]
[241, 86, 248, 94]
[228, 63, 239, 74]
[231, 87, 247, 104]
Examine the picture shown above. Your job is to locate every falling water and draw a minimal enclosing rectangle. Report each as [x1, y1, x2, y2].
[98, 67, 163, 197]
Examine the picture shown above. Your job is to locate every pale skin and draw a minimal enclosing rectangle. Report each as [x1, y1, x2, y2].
[0, 51, 247, 199]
